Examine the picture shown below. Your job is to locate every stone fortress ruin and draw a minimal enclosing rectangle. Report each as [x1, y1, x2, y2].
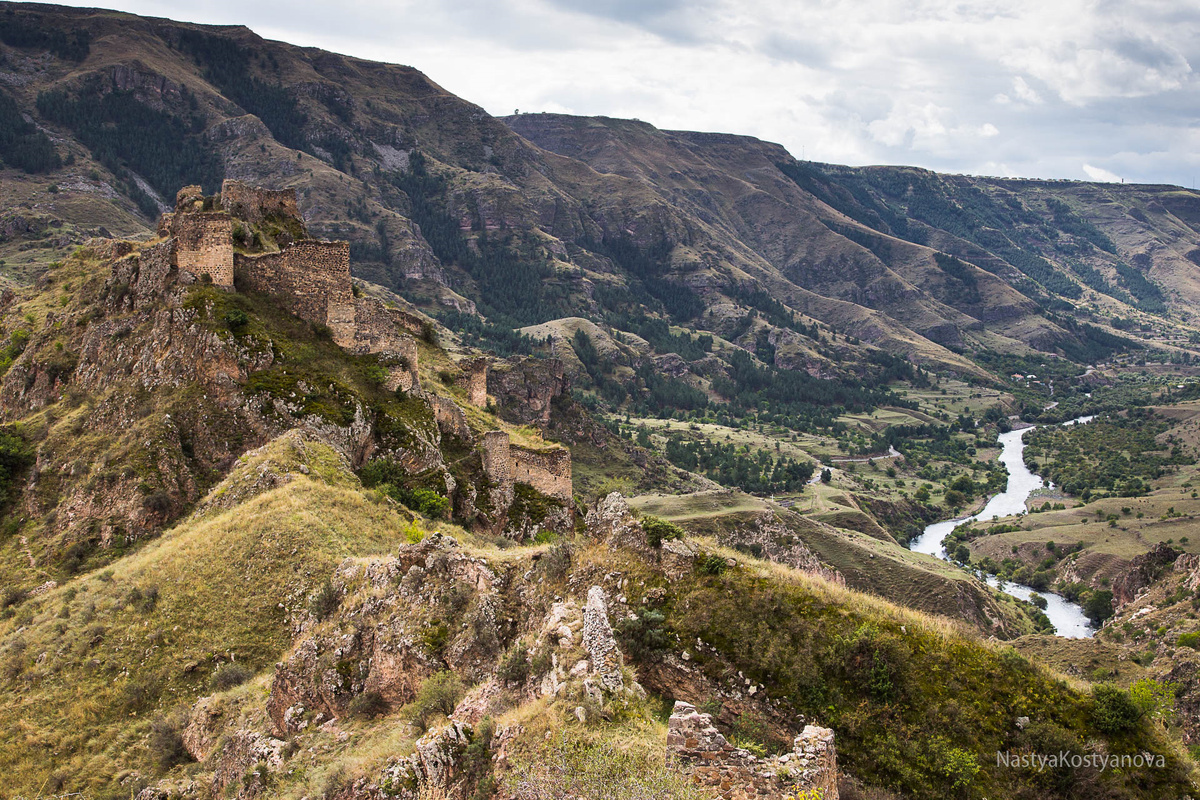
[159, 181, 572, 529]
[667, 701, 838, 800]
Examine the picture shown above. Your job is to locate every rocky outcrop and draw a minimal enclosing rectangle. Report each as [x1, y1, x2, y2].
[181, 694, 226, 762]
[667, 701, 838, 800]
[584, 492, 650, 552]
[1177, 552, 1200, 593]
[209, 730, 288, 798]
[582, 586, 624, 692]
[716, 511, 844, 585]
[373, 722, 473, 799]
[486, 357, 568, 426]
[267, 533, 499, 736]
[1114, 543, 1181, 608]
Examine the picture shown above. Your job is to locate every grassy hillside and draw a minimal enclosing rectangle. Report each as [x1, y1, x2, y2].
[0, 434, 405, 793]
[3, 457, 1190, 798]
[627, 489, 1048, 637]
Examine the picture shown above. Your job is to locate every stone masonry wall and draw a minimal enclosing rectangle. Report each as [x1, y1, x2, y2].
[220, 179, 300, 225]
[388, 307, 429, 338]
[792, 726, 838, 800]
[455, 358, 488, 408]
[481, 431, 512, 490]
[170, 212, 233, 286]
[667, 701, 838, 800]
[510, 445, 572, 503]
[235, 240, 355, 347]
[481, 430, 514, 515]
[352, 296, 420, 392]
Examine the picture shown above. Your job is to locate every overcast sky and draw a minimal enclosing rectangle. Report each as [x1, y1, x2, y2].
[53, 0, 1200, 185]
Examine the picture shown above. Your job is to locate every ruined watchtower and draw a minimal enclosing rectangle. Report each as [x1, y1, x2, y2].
[455, 357, 489, 408]
[158, 185, 234, 286]
[160, 180, 420, 387]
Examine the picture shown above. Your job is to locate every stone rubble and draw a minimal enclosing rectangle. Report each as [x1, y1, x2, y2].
[667, 700, 838, 800]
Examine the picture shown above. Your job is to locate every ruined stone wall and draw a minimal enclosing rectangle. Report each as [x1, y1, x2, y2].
[352, 296, 421, 392]
[288, 241, 355, 347]
[455, 358, 488, 408]
[481, 430, 514, 517]
[171, 212, 233, 287]
[389, 307, 429, 338]
[481, 431, 512, 491]
[667, 701, 838, 800]
[351, 296, 399, 352]
[234, 250, 282, 297]
[792, 726, 838, 800]
[235, 240, 355, 347]
[220, 179, 300, 225]
[510, 445, 572, 503]
[128, 240, 176, 306]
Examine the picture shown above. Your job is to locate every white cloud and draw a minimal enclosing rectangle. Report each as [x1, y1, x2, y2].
[1012, 76, 1041, 104]
[1082, 163, 1122, 182]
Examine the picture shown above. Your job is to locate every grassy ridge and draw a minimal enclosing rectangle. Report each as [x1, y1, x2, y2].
[648, 549, 1191, 799]
[0, 438, 404, 795]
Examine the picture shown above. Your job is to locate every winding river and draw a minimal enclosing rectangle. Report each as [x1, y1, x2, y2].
[908, 418, 1096, 638]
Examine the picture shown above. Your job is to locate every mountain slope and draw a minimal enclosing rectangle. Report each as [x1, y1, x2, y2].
[3, 1, 1198, 382]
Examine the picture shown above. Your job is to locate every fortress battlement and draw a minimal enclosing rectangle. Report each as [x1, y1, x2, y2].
[220, 179, 300, 224]
[158, 182, 418, 384]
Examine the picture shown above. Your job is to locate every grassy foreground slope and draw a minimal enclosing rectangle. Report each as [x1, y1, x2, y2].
[653, 548, 1192, 799]
[0, 434, 404, 793]
[1, 448, 1192, 798]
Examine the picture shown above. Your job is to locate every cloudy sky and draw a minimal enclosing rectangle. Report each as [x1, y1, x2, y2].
[57, 0, 1200, 185]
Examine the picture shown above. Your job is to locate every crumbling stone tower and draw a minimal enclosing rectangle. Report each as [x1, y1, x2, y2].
[161, 181, 422, 386]
[157, 185, 234, 286]
[455, 357, 488, 408]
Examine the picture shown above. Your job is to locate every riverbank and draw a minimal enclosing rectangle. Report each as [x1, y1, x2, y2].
[909, 421, 1096, 638]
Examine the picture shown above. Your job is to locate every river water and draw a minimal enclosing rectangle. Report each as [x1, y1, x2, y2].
[908, 418, 1096, 638]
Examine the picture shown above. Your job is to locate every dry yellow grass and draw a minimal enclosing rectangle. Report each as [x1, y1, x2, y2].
[0, 441, 407, 795]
